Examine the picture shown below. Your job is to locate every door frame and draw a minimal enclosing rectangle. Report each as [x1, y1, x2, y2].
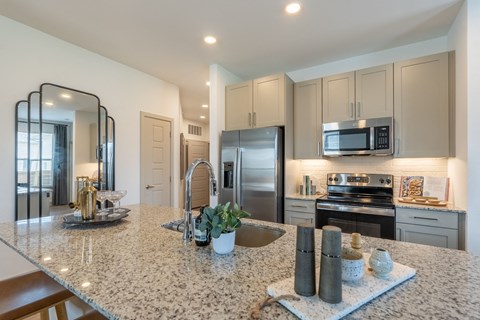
[140, 112, 174, 206]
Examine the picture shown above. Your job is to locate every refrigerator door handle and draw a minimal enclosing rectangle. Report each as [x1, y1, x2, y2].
[236, 148, 243, 208]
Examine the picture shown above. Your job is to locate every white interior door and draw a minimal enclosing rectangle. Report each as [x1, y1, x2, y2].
[187, 140, 209, 208]
[140, 113, 172, 206]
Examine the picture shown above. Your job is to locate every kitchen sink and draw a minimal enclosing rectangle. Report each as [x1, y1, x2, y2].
[161, 220, 285, 248]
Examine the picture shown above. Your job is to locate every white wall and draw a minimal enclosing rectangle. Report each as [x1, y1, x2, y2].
[0, 16, 181, 222]
[181, 118, 210, 142]
[466, 0, 480, 256]
[208, 64, 243, 206]
[288, 37, 449, 82]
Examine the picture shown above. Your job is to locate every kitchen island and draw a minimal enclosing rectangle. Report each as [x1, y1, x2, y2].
[0, 204, 479, 319]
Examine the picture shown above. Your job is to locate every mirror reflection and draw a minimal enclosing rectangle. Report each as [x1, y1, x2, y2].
[15, 83, 115, 220]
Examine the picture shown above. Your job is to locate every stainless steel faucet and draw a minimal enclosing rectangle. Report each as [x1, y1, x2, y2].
[183, 159, 217, 244]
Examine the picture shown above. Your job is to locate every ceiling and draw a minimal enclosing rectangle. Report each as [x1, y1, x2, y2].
[0, 0, 463, 124]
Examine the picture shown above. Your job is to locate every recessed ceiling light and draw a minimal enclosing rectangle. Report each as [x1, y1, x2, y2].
[202, 104, 208, 108]
[206, 81, 210, 86]
[60, 93, 71, 99]
[45, 101, 54, 106]
[285, 3, 301, 14]
[204, 36, 217, 44]
[200, 116, 206, 119]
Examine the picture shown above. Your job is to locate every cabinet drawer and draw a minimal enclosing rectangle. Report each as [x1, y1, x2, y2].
[285, 199, 316, 213]
[396, 208, 458, 229]
[397, 222, 458, 249]
[285, 210, 315, 227]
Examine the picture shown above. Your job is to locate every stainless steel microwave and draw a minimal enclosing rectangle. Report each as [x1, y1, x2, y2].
[322, 117, 393, 156]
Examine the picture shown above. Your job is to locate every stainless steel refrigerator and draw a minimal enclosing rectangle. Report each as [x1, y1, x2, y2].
[220, 126, 284, 223]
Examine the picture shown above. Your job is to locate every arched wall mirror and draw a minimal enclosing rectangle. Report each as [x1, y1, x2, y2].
[15, 83, 115, 220]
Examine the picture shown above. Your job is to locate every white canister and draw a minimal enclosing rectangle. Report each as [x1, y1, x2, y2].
[369, 248, 393, 279]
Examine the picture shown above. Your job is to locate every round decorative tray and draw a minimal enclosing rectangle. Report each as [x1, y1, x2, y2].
[63, 208, 130, 226]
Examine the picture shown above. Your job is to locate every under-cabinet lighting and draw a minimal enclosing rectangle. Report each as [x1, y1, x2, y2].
[206, 81, 210, 86]
[285, 3, 301, 14]
[202, 104, 208, 108]
[200, 116, 206, 119]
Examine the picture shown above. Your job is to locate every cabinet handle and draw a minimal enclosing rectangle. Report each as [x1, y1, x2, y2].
[145, 184, 154, 189]
[291, 205, 308, 208]
[357, 102, 361, 118]
[248, 113, 252, 127]
[395, 138, 400, 155]
[317, 141, 321, 157]
[413, 216, 439, 221]
[253, 112, 257, 127]
[350, 102, 354, 118]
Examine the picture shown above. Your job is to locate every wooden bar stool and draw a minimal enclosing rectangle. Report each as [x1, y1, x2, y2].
[0, 270, 73, 320]
[75, 309, 107, 320]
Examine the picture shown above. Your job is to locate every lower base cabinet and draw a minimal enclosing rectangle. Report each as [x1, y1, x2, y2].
[396, 208, 463, 250]
[285, 199, 316, 227]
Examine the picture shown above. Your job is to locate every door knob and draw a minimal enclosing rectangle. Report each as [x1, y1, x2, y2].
[145, 185, 154, 189]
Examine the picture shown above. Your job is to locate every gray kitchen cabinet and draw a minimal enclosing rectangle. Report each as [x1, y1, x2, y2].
[394, 52, 454, 158]
[225, 80, 253, 130]
[225, 74, 293, 130]
[322, 64, 393, 123]
[293, 79, 322, 159]
[285, 198, 316, 227]
[396, 207, 462, 250]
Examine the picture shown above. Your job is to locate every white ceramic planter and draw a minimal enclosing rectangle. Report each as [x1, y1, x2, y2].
[212, 230, 236, 254]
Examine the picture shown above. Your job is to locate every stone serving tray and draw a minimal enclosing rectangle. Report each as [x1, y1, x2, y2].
[267, 253, 416, 320]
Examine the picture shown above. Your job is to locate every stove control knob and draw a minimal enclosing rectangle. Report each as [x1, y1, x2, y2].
[379, 178, 385, 184]
[386, 178, 392, 184]
[328, 177, 333, 182]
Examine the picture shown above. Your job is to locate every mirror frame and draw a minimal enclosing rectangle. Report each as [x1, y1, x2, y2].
[15, 83, 116, 220]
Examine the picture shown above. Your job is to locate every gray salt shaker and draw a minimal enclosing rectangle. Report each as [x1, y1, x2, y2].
[319, 225, 342, 303]
[294, 224, 316, 296]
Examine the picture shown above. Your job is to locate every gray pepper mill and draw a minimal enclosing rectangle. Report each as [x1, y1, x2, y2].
[294, 224, 316, 296]
[319, 225, 342, 303]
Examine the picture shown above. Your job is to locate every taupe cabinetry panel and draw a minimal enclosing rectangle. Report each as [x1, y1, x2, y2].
[225, 81, 253, 130]
[225, 74, 292, 130]
[396, 207, 460, 249]
[293, 79, 322, 159]
[285, 199, 316, 227]
[394, 52, 451, 157]
[322, 64, 393, 123]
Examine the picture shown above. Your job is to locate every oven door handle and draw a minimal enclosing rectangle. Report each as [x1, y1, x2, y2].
[316, 203, 395, 217]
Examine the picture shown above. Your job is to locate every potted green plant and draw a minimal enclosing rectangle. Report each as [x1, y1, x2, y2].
[199, 202, 250, 254]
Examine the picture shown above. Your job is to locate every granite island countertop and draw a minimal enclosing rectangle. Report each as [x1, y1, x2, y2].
[0, 204, 479, 319]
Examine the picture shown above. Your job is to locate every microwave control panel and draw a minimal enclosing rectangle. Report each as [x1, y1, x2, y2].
[374, 126, 390, 149]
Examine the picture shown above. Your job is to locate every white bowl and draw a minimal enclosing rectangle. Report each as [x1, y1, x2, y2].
[342, 247, 364, 282]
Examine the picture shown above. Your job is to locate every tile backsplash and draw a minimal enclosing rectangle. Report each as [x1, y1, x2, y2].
[298, 157, 449, 199]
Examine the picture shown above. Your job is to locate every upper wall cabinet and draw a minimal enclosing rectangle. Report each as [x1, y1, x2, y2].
[322, 64, 393, 123]
[293, 79, 322, 159]
[225, 74, 293, 130]
[394, 52, 453, 158]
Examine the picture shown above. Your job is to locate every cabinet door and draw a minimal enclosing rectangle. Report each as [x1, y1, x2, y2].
[285, 210, 315, 227]
[253, 74, 285, 127]
[394, 52, 450, 157]
[225, 80, 253, 130]
[293, 79, 322, 159]
[355, 64, 393, 120]
[322, 71, 355, 123]
[396, 222, 458, 249]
